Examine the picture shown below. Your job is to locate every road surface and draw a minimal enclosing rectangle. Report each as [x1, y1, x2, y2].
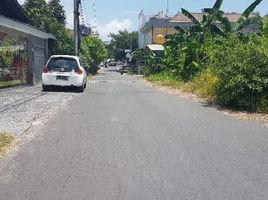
[1, 67, 268, 200]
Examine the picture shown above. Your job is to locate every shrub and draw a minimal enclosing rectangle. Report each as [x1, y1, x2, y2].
[207, 34, 268, 112]
[143, 54, 165, 76]
[182, 70, 219, 101]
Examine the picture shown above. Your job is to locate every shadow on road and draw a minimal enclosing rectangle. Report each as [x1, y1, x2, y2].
[42, 86, 82, 93]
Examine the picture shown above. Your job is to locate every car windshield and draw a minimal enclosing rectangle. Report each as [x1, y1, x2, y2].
[47, 57, 78, 72]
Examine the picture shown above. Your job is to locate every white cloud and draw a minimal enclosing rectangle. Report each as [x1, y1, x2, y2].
[98, 19, 133, 41]
[67, 17, 132, 41]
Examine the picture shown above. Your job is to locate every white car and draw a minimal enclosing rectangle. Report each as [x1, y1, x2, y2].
[42, 55, 87, 92]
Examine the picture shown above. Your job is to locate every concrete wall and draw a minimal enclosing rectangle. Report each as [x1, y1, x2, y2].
[139, 28, 153, 49]
[152, 27, 177, 44]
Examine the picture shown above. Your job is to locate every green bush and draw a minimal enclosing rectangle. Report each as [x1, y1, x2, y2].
[182, 70, 219, 101]
[144, 54, 165, 76]
[207, 34, 268, 112]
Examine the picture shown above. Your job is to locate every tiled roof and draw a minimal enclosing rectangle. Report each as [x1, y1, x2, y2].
[169, 12, 259, 23]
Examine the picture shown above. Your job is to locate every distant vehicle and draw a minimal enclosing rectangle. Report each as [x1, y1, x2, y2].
[98, 62, 105, 68]
[119, 64, 130, 75]
[109, 61, 116, 66]
[42, 55, 87, 92]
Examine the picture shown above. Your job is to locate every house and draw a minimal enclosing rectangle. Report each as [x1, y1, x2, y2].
[0, 0, 55, 87]
[138, 11, 261, 49]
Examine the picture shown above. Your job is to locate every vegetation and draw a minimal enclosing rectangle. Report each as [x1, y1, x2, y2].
[23, 0, 108, 74]
[0, 133, 16, 157]
[23, 0, 74, 55]
[144, 0, 268, 112]
[208, 34, 268, 111]
[107, 30, 138, 60]
[80, 36, 107, 74]
[0, 80, 21, 88]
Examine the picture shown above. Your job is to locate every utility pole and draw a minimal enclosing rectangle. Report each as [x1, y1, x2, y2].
[74, 0, 80, 56]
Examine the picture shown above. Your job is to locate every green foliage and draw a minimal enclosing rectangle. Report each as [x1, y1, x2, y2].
[263, 15, 268, 38]
[181, 70, 219, 101]
[23, 0, 74, 54]
[47, 21, 74, 55]
[108, 30, 138, 60]
[48, 0, 66, 25]
[143, 52, 165, 76]
[81, 36, 107, 74]
[207, 34, 268, 112]
[263, 15, 268, 49]
[144, 0, 267, 112]
[23, 0, 51, 31]
[146, 71, 181, 88]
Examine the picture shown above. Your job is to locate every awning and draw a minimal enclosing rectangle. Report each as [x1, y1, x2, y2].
[146, 44, 164, 51]
[0, 16, 55, 40]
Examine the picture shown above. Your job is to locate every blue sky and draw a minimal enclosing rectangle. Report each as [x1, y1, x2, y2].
[18, 0, 268, 40]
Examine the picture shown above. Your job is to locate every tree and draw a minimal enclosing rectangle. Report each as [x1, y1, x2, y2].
[263, 15, 268, 49]
[23, 0, 51, 31]
[161, 0, 263, 80]
[23, 0, 74, 54]
[235, 0, 263, 31]
[108, 30, 138, 60]
[263, 15, 268, 38]
[178, 0, 263, 39]
[80, 36, 107, 74]
[48, 0, 66, 25]
[179, 0, 226, 40]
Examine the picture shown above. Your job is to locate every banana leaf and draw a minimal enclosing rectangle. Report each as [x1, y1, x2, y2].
[182, 8, 201, 26]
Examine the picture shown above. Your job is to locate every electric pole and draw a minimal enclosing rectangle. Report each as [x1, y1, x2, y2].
[74, 0, 80, 56]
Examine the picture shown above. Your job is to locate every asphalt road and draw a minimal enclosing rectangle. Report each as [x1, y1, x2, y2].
[1, 67, 268, 200]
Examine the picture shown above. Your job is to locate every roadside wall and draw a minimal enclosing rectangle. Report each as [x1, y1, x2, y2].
[0, 25, 49, 86]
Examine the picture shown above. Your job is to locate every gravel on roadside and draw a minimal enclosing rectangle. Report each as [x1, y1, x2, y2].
[0, 85, 79, 136]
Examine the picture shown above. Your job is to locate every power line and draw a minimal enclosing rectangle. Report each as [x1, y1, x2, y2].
[166, 0, 169, 16]
[92, 0, 98, 35]
[81, 0, 89, 26]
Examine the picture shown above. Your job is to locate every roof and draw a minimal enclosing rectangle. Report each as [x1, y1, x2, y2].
[0, 0, 29, 23]
[169, 12, 259, 23]
[140, 11, 261, 32]
[0, 16, 55, 40]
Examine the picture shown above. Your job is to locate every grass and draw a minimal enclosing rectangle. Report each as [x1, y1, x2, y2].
[0, 80, 21, 88]
[180, 70, 219, 101]
[145, 70, 219, 102]
[0, 133, 16, 157]
[146, 73, 183, 89]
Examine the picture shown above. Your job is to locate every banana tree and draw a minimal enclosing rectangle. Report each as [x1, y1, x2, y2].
[179, 0, 262, 39]
[180, 0, 225, 41]
[234, 0, 263, 31]
[165, 31, 203, 80]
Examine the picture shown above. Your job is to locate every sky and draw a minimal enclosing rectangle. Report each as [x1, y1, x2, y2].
[18, 0, 268, 41]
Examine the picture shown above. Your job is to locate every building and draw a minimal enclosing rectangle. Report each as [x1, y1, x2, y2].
[0, 0, 55, 87]
[138, 11, 261, 49]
